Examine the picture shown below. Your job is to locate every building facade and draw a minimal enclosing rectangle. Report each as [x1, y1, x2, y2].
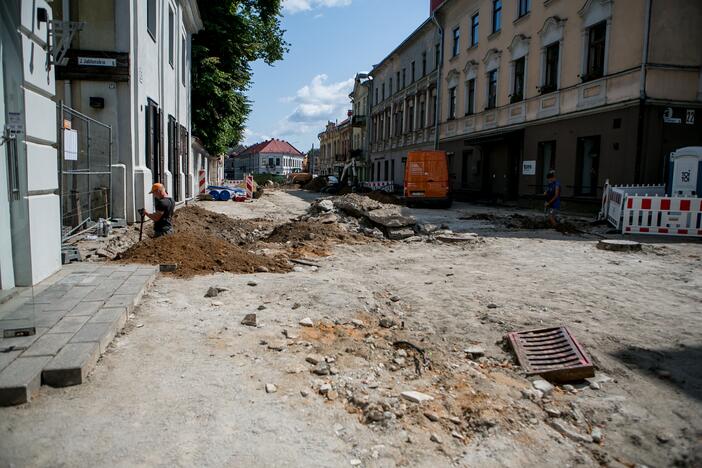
[350, 74, 372, 181]
[1, 0, 62, 288]
[231, 139, 304, 180]
[54, 0, 203, 223]
[368, 19, 442, 187]
[433, 0, 702, 208]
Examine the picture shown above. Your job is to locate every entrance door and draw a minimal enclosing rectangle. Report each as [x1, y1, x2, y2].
[576, 136, 600, 196]
[537, 141, 556, 194]
[146, 99, 161, 183]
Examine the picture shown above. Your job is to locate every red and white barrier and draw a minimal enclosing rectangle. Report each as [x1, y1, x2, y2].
[622, 195, 702, 237]
[600, 180, 666, 230]
[199, 170, 206, 194]
[362, 181, 394, 193]
[245, 175, 255, 199]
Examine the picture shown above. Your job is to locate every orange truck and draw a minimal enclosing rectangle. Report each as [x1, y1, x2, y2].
[403, 150, 452, 208]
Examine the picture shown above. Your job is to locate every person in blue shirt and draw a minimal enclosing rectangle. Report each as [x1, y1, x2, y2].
[544, 170, 561, 227]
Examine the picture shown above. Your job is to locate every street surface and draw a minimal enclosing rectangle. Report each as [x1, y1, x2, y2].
[1, 190, 700, 467]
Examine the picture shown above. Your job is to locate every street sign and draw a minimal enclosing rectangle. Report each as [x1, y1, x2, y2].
[522, 160, 536, 175]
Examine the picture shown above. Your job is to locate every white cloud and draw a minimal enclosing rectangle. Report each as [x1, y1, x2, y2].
[245, 74, 354, 150]
[283, 0, 352, 14]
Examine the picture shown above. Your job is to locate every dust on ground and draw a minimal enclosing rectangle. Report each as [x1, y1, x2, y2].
[6, 190, 700, 467]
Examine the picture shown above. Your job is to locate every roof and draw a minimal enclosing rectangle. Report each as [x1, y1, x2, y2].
[237, 139, 304, 157]
[370, 18, 435, 76]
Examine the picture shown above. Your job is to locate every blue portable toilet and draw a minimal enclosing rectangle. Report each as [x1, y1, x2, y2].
[667, 147, 702, 197]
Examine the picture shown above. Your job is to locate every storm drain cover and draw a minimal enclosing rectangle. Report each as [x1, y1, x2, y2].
[507, 326, 594, 382]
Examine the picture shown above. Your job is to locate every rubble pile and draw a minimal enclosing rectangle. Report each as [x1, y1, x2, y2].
[117, 231, 292, 277]
[306, 194, 483, 244]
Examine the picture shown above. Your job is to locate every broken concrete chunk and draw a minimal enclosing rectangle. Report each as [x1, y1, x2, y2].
[379, 318, 395, 329]
[547, 419, 593, 444]
[423, 411, 439, 422]
[247, 281, 258, 287]
[367, 208, 416, 228]
[386, 228, 415, 240]
[317, 199, 334, 212]
[241, 314, 257, 327]
[532, 378, 555, 395]
[319, 383, 332, 395]
[400, 390, 434, 403]
[204, 287, 220, 298]
[305, 355, 323, 365]
[299, 317, 314, 327]
[430, 433, 442, 444]
[265, 383, 277, 393]
[463, 346, 485, 358]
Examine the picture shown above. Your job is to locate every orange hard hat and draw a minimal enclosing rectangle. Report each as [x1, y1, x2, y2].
[149, 183, 165, 194]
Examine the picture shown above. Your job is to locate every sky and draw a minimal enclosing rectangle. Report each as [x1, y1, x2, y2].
[242, 0, 430, 153]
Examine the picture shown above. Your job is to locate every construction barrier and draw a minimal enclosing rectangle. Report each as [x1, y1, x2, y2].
[600, 180, 666, 230]
[245, 175, 255, 199]
[199, 170, 207, 194]
[622, 195, 702, 237]
[362, 181, 394, 193]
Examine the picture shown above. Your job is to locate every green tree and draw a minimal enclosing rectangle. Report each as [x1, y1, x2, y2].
[192, 0, 287, 155]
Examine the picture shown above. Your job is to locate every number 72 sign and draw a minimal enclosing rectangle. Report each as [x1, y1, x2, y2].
[686, 109, 696, 125]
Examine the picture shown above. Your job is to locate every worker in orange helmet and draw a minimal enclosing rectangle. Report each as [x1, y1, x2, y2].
[138, 183, 175, 237]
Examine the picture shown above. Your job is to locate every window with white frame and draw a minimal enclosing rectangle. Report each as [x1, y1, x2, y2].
[578, 0, 612, 82]
[487, 70, 497, 109]
[492, 0, 502, 34]
[517, 0, 531, 18]
[448, 87, 457, 119]
[452, 27, 460, 57]
[466, 78, 476, 115]
[585, 22, 606, 80]
[512, 57, 525, 102]
[168, 6, 174, 67]
[543, 42, 559, 92]
[471, 13, 479, 46]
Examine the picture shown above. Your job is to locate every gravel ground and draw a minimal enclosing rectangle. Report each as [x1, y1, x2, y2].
[1, 190, 700, 468]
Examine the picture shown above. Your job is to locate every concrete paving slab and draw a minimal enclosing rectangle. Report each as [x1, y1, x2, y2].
[0, 328, 48, 351]
[34, 311, 70, 328]
[103, 294, 137, 310]
[89, 307, 127, 328]
[21, 333, 74, 357]
[0, 319, 35, 333]
[42, 342, 100, 387]
[42, 297, 83, 312]
[0, 350, 22, 372]
[66, 301, 104, 317]
[0, 356, 52, 406]
[70, 322, 118, 353]
[49, 316, 91, 334]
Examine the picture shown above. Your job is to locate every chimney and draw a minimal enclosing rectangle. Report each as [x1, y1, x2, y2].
[430, 0, 443, 14]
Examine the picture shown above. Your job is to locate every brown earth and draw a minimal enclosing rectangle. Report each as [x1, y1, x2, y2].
[304, 176, 328, 191]
[174, 205, 274, 245]
[365, 191, 403, 206]
[116, 231, 291, 277]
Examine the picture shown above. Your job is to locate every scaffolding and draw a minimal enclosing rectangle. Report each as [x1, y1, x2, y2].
[57, 102, 113, 241]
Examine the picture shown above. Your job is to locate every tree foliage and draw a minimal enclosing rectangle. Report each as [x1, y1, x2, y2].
[192, 1, 287, 155]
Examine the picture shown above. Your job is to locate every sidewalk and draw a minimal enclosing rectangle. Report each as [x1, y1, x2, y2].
[0, 263, 157, 406]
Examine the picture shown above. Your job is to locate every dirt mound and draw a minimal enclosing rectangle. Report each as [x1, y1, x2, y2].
[265, 220, 362, 245]
[365, 191, 403, 205]
[506, 213, 583, 234]
[174, 205, 272, 245]
[117, 231, 291, 277]
[459, 213, 497, 221]
[304, 176, 327, 192]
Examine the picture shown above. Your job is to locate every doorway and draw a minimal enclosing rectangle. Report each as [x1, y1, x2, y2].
[576, 136, 600, 196]
[537, 141, 556, 194]
[146, 99, 162, 184]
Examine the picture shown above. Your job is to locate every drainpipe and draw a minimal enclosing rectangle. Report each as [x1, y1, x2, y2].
[634, 0, 653, 184]
[63, 0, 72, 107]
[431, 13, 444, 150]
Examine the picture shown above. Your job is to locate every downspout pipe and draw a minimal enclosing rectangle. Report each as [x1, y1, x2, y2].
[635, 0, 653, 184]
[431, 13, 444, 150]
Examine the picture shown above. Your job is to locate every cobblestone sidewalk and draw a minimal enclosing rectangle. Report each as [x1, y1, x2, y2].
[0, 263, 157, 406]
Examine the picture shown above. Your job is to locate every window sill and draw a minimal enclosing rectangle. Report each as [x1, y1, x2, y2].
[488, 30, 501, 41]
[513, 12, 530, 26]
[467, 44, 479, 52]
[447, 117, 456, 121]
[464, 112, 474, 117]
[449, 54, 459, 63]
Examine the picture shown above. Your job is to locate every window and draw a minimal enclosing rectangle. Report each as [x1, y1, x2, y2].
[411, 62, 415, 83]
[448, 87, 457, 120]
[181, 35, 186, 85]
[537, 141, 556, 193]
[466, 78, 475, 115]
[276, 157, 281, 166]
[487, 69, 498, 109]
[492, 0, 502, 34]
[408, 104, 415, 132]
[576, 136, 600, 196]
[419, 99, 426, 128]
[543, 42, 559, 93]
[375, 88, 379, 104]
[384, 160, 389, 181]
[402, 69, 406, 88]
[518, 0, 530, 18]
[585, 21, 606, 80]
[390, 78, 393, 95]
[147, 0, 157, 40]
[512, 57, 525, 102]
[452, 27, 460, 57]
[168, 7, 174, 67]
[435, 44, 441, 70]
[471, 13, 479, 46]
[430, 89, 437, 125]
[382, 83, 385, 101]
[422, 52, 427, 76]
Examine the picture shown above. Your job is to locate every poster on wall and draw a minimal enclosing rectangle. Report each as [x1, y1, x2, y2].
[63, 129, 78, 161]
[522, 160, 536, 175]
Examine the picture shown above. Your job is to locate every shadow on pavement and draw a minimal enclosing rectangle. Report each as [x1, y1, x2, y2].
[611, 344, 702, 402]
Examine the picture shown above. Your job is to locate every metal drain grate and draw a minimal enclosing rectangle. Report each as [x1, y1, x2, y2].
[507, 326, 594, 382]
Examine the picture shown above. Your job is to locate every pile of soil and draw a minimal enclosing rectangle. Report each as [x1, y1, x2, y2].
[365, 191, 403, 206]
[117, 231, 291, 277]
[304, 176, 327, 192]
[506, 213, 582, 234]
[265, 220, 362, 244]
[459, 213, 497, 221]
[174, 205, 272, 245]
